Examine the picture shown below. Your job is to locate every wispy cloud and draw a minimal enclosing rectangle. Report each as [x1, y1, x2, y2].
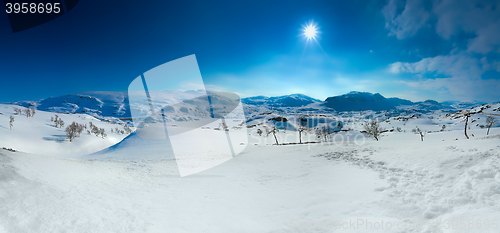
[383, 0, 500, 102]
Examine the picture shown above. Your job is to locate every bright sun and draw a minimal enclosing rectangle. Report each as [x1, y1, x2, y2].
[303, 23, 318, 40]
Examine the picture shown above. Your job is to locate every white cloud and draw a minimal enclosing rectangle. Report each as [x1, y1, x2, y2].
[383, 0, 500, 54]
[467, 20, 500, 54]
[391, 53, 484, 78]
[391, 53, 500, 100]
[383, 0, 500, 101]
[382, 0, 431, 39]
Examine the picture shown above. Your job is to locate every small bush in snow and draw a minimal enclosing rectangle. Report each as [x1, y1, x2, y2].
[256, 128, 263, 136]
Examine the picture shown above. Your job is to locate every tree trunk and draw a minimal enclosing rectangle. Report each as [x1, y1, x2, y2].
[273, 132, 279, 145]
[464, 114, 469, 139]
[487, 125, 491, 135]
[299, 131, 302, 144]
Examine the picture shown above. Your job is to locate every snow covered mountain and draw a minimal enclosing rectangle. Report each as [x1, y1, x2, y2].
[442, 100, 487, 109]
[242, 94, 321, 107]
[323, 91, 407, 111]
[11, 91, 131, 119]
[387, 97, 414, 106]
[6, 91, 491, 124]
[400, 99, 453, 111]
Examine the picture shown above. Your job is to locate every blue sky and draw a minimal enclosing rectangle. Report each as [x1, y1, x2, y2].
[1, 0, 499, 103]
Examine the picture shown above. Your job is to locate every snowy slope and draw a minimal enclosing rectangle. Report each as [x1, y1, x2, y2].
[0, 104, 131, 157]
[0, 139, 388, 233]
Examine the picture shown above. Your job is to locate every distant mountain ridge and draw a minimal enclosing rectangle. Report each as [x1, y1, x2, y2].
[4, 91, 488, 118]
[242, 94, 321, 107]
[9, 91, 131, 118]
[323, 91, 412, 111]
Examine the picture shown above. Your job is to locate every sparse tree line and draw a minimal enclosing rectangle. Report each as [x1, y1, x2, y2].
[111, 124, 132, 135]
[255, 115, 343, 145]
[49, 114, 133, 142]
[65, 121, 133, 142]
[8, 107, 35, 130]
[253, 113, 498, 145]
[5, 107, 135, 143]
[13, 107, 36, 118]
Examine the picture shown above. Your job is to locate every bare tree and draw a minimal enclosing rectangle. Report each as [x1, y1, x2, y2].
[315, 126, 332, 141]
[464, 113, 470, 139]
[219, 122, 229, 131]
[9, 116, 14, 130]
[23, 108, 32, 118]
[65, 122, 79, 142]
[13, 108, 22, 115]
[54, 117, 65, 128]
[297, 116, 311, 144]
[298, 125, 311, 144]
[124, 124, 132, 134]
[363, 120, 382, 141]
[53, 115, 63, 128]
[265, 125, 280, 145]
[486, 116, 496, 135]
[30, 108, 36, 117]
[413, 126, 426, 141]
[99, 128, 107, 139]
[91, 124, 100, 136]
[65, 122, 85, 142]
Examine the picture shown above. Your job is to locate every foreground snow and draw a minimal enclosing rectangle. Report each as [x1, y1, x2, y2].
[1, 144, 387, 233]
[1, 102, 500, 232]
[1, 128, 500, 232]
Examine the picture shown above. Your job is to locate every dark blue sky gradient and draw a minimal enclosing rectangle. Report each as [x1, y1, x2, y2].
[1, 0, 499, 102]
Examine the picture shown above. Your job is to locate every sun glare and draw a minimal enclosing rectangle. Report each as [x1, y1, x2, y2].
[303, 23, 318, 40]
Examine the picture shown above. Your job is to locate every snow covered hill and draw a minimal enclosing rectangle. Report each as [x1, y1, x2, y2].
[242, 94, 321, 107]
[7, 91, 492, 124]
[323, 91, 410, 111]
[0, 104, 131, 157]
[11, 91, 131, 119]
